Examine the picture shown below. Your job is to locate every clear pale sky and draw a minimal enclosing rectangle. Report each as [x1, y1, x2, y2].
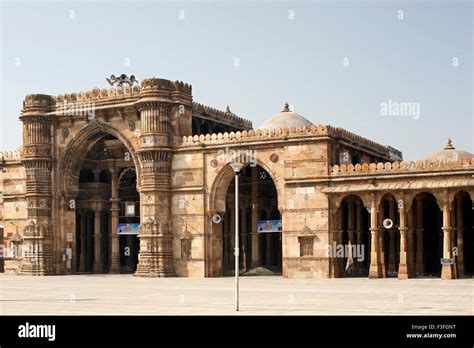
[1, 0, 472, 160]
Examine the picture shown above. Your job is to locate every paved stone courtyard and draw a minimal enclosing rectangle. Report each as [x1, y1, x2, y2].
[0, 275, 472, 315]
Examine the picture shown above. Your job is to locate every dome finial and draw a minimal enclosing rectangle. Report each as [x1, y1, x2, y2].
[225, 105, 231, 113]
[282, 102, 290, 112]
[444, 138, 455, 150]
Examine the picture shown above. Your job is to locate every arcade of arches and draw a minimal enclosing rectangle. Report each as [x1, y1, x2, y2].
[332, 191, 473, 279]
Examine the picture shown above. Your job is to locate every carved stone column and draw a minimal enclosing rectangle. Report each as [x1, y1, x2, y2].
[109, 167, 120, 273]
[329, 203, 343, 278]
[456, 195, 465, 277]
[79, 211, 86, 272]
[407, 206, 416, 278]
[378, 205, 387, 278]
[397, 202, 407, 280]
[450, 206, 457, 278]
[336, 206, 344, 276]
[355, 200, 364, 274]
[345, 200, 355, 274]
[387, 199, 397, 274]
[135, 78, 189, 277]
[415, 197, 424, 274]
[441, 200, 455, 279]
[91, 201, 103, 273]
[369, 195, 382, 278]
[398, 200, 414, 279]
[19, 94, 55, 275]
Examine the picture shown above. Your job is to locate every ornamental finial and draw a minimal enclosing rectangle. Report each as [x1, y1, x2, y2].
[282, 102, 290, 112]
[444, 138, 455, 150]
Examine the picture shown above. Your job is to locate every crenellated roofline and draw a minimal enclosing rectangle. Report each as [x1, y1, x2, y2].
[177, 123, 401, 160]
[192, 102, 252, 129]
[0, 150, 22, 163]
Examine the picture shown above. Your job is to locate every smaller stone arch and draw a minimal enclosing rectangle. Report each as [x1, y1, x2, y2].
[333, 192, 371, 211]
[206, 156, 282, 277]
[208, 155, 282, 214]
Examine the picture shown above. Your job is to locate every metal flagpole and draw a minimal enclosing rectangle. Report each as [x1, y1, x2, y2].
[235, 170, 239, 311]
[230, 161, 244, 311]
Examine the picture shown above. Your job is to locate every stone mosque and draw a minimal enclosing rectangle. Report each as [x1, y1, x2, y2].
[0, 75, 472, 280]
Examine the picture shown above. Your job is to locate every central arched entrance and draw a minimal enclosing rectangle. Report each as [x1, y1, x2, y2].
[61, 122, 141, 275]
[74, 134, 140, 274]
[207, 162, 282, 277]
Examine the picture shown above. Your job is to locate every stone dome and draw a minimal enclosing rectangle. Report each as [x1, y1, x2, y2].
[424, 138, 473, 161]
[258, 102, 313, 130]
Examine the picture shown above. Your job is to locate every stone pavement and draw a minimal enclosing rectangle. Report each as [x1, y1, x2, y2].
[0, 275, 472, 315]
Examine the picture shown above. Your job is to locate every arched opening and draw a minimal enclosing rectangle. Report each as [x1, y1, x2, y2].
[73, 133, 140, 274]
[338, 195, 370, 277]
[451, 191, 474, 277]
[379, 193, 400, 277]
[220, 164, 282, 276]
[412, 192, 442, 277]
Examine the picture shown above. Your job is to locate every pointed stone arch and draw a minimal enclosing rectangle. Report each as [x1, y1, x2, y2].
[205, 156, 282, 277]
[59, 120, 141, 198]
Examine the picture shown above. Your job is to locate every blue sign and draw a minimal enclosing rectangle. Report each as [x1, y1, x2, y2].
[117, 223, 140, 235]
[257, 220, 282, 233]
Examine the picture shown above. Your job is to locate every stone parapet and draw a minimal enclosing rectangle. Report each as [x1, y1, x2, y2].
[178, 124, 331, 147]
[330, 158, 474, 175]
[0, 151, 22, 163]
[192, 102, 252, 129]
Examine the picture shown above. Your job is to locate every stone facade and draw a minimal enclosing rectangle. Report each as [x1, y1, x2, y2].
[0, 76, 472, 279]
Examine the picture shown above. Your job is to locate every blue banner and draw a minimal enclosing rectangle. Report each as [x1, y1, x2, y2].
[257, 220, 282, 233]
[117, 223, 140, 235]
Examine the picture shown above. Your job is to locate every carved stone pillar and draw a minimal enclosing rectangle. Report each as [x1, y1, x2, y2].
[450, 206, 457, 278]
[250, 167, 260, 268]
[109, 167, 120, 273]
[336, 206, 344, 276]
[19, 94, 55, 275]
[415, 197, 424, 274]
[397, 203, 408, 280]
[91, 201, 103, 273]
[387, 199, 397, 274]
[407, 206, 416, 278]
[329, 204, 342, 278]
[345, 200, 355, 274]
[456, 195, 465, 277]
[355, 200, 364, 274]
[79, 211, 86, 272]
[135, 78, 189, 277]
[369, 195, 382, 278]
[398, 200, 414, 279]
[441, 201, 455, 279]
[378, 205, 387, 278]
